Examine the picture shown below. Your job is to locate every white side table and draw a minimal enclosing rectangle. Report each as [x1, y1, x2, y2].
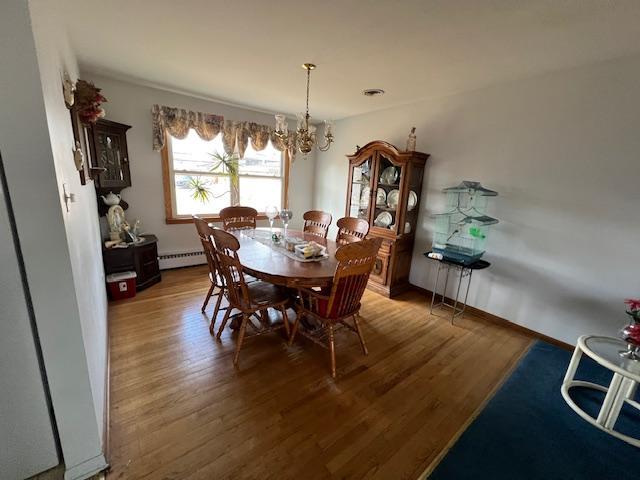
[561, 335, 640, 447]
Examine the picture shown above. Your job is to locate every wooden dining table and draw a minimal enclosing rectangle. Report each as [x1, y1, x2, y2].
[210, 227, 338, 288]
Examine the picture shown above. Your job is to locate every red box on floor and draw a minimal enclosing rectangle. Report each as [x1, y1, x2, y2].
[106, 271, 137, 300]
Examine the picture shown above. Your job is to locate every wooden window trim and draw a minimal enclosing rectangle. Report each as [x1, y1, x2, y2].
[161, 140, 290, 225]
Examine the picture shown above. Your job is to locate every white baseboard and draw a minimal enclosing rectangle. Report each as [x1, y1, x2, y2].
[64, 453, 108, 480]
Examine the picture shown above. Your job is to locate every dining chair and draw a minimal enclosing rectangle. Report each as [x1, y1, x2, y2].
[193, 215, 226, 334]
[211, 228, 290, 365]
[289, 237, 382, 378]
[336, 217, 369, 245]
[303, 210, 332, 239]
[219, 206, 258, 231]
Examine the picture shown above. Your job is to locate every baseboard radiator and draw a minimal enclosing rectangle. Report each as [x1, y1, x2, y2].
[158, 250, 205, 270]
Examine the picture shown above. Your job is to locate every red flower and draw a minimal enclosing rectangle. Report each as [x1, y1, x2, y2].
[624, 298, 640, 312]
[623, 323, 640, 345]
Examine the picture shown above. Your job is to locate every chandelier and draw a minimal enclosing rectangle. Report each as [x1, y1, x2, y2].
[274, 63, 334, 155]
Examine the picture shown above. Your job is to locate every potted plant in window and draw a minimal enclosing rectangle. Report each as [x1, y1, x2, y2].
[185, 151, 239, 204]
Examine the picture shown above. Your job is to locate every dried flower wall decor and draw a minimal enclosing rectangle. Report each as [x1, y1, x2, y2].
[74, 79, 107, 124]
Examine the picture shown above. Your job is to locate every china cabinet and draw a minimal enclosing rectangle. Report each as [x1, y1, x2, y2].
[345, 141, 429, 297]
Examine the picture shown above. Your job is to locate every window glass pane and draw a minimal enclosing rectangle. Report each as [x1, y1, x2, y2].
[239, 177, 282, 211]
[171, 130, 226, 173]
[174, 174, 230, 215]
[168, 130, 285, 216]
[238, 140, 282, 177]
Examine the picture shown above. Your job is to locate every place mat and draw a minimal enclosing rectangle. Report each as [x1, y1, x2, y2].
[247, 230, 329, 263]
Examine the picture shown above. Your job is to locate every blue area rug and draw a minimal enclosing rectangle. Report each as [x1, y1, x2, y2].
[430, 341, 640, 480]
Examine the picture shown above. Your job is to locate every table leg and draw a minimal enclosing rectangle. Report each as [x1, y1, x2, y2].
[626, 380, 638, 401]
[604, 377, 638, 429]
[429, 262, 442, 314]
[460, 270, 473, 316]
[451, 266, 464, 324]
[596, 373, 624, 426]
[442, 264, 451, 305]
[562, 345, 583, 385]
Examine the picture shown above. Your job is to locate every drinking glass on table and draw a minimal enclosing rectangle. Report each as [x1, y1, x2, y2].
[265, 206, 279, 234]
[280, 209, 292, 240]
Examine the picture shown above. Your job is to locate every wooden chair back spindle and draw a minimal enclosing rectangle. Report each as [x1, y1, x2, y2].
[325, 237, 382, 318]
[211, 228, 250, 308]
[219, 206, 258, 231]
[303, 210, 332, 239]
[193, 215, 219, 280]
[336, 217, 370, 245]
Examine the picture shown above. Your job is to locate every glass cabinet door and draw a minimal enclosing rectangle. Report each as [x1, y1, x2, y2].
[402, 162, 423, 235]
[97, 132, 126, 186]
[91, 120, 131, 190]
[373, 152, 403, 233]
[349, 156, 374, 221]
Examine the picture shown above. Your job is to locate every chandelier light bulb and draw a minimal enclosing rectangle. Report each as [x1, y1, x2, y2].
[274, 114, 287, 135]
[296, 112, 306, 131]
[324, 120, 334, 136]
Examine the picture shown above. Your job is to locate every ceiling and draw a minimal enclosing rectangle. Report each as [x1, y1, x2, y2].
[57, 0, 640, 120]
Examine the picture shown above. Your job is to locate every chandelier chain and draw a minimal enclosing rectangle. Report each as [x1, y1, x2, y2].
[305, 66, 311, 123]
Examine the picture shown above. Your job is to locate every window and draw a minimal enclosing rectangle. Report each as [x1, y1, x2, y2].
[162, 129, 287, 223]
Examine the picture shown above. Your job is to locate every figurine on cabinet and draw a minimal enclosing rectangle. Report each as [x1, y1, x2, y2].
[101, 191, 121, 206]
[106, 205, 126, 241]
[405, 127, 417, 152]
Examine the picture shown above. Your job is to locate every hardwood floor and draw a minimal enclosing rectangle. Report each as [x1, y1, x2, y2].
[107, 265, 532, 480]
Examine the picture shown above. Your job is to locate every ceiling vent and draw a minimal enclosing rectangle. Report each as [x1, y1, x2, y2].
[362, 88, 385, 97]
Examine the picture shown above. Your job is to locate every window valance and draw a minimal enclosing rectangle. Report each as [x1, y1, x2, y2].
[152, 104, 297, 161]
[152, 104, 223, 150]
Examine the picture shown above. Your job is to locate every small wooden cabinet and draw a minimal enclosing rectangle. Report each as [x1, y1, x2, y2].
[346, 141, 429, 297]
[90, 119, 132, 192]
[102, 235, 161, 291]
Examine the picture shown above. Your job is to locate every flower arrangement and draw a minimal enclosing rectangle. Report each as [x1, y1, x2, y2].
[625, 298, 640, 323]
[621, 298, 640, 358]
[74, 79, 107, 124]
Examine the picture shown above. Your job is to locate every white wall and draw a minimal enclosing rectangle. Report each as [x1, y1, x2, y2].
[314, 54, 640, 345]
[0, 157, 58, 479]
[29, 0, 109, 447]
[0, 0, 107, 478]
[82, 73, 316, 259]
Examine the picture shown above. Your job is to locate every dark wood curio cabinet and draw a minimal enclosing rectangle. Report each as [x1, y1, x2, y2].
[346, 141, 430, 297]
[89, 119, 132, 192]
[102, 235, 161, 291]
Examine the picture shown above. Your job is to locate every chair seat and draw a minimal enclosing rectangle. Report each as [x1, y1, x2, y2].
[245, 281, 289, 308]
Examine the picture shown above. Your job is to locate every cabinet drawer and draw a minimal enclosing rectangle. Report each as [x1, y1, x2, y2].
[103, 248, 134, 274]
